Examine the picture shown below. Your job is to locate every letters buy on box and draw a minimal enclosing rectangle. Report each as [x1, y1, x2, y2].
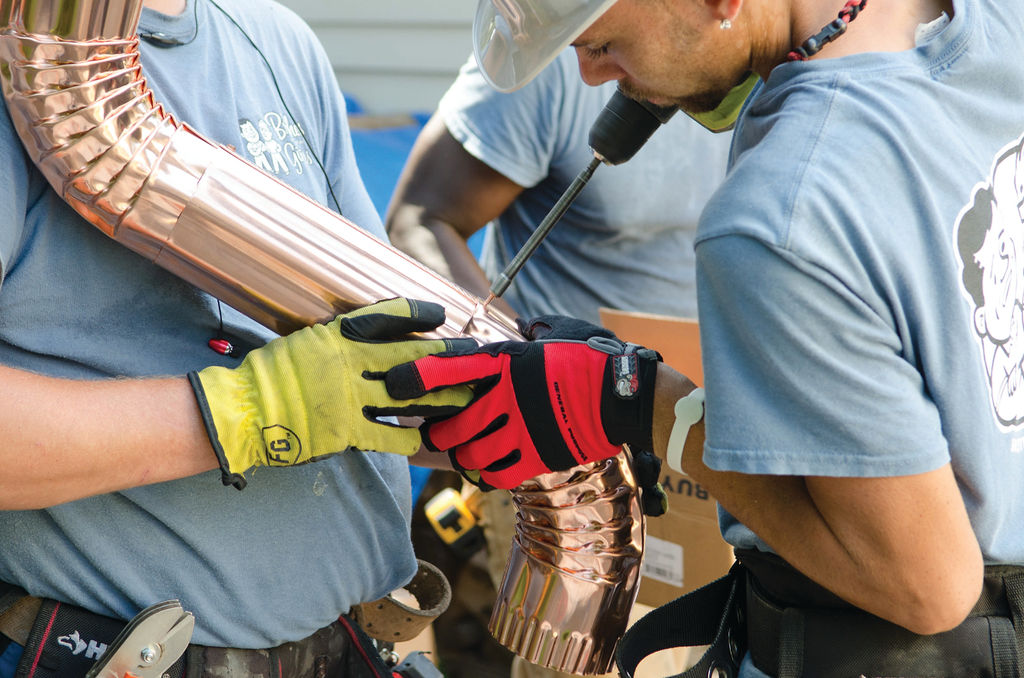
[600, 308, 735, 607]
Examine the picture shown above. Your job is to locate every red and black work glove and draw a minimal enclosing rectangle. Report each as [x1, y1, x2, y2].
[384, 316, 661, 491]
[516, 315, 668, 515]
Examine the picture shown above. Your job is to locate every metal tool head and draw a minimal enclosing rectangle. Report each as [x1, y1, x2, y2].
[85, 600, 195, 678]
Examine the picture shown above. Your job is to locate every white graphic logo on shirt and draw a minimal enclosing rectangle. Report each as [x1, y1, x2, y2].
[238, 112, 315, 177]
[57, 630, 107, 660]
[955, 133, 1024, 429]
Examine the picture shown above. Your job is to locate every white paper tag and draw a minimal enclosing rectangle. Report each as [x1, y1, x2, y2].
[640, 534, 684, 588]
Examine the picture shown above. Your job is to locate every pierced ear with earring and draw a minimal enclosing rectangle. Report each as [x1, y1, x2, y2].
[720, 18, 732, 29]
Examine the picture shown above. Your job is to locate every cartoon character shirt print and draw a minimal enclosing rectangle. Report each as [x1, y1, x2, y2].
[957, 135, 1024, 430]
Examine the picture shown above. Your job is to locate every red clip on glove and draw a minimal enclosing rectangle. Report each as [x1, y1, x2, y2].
[385, 317, 661, 490]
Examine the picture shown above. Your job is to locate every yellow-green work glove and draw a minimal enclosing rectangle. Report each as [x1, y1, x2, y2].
[188, 298, 474, 489]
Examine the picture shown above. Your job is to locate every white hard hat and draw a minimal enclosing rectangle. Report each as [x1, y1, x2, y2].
[473, 0, 618, 92]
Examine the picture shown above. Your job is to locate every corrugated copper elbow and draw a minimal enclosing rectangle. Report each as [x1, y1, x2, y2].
[490, 455, 643, 674]
[0, 3, 643, 672]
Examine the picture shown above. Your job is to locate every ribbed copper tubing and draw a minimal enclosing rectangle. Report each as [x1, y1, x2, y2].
[0, 2, 643, 672]
[491, 455, 643, 674]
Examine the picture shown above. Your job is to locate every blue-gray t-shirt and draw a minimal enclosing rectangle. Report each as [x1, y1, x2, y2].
[439, 50, 733, 323]
[697, 0, 1024, 570]
[0, 0, 417, 648]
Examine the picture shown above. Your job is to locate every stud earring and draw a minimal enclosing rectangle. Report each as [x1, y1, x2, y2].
[720, 18, 732, 29]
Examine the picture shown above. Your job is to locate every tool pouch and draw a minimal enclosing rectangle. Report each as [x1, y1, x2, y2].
[740, 548, 1024, 678]
[617, 548, 1024, 678]
[351, 560, 451, 644]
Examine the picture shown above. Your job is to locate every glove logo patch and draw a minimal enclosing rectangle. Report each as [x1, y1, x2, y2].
[262, 425, 302, 465]
[612, 353, 640, 399]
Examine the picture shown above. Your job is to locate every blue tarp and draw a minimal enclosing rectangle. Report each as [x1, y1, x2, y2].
[349, 111, 485, 258]
[349, 112, 431, 217]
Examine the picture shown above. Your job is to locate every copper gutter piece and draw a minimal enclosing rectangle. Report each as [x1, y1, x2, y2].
[0, 2, 643, 672]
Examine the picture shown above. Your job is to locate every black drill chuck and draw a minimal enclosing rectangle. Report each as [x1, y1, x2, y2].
[588, 89, 678, 166]
[486, 89, 678, 300]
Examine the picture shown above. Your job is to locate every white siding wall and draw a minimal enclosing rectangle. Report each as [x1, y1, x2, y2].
[276, 0, 475, 115]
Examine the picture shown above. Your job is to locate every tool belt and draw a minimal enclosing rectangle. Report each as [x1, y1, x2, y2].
[0, 560, 451, 678]
[617, 548, 1024, 678]
[0, 594, 388, 678]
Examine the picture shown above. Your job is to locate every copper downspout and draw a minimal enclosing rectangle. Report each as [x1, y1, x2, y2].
[0, 2, 642, 672]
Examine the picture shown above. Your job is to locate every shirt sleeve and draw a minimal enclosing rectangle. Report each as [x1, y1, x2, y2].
[695, 232, 950, 478]
[438, 53, 570, 189]
[0, 103, 31, 283]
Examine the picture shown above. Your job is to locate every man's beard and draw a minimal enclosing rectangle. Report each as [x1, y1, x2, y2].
[618, 79, 737, 114]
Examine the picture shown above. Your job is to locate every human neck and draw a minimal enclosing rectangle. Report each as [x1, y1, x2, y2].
[752, 0, 953, 76]
[143, 0, 187, 15]
[793, 0, 952, 58]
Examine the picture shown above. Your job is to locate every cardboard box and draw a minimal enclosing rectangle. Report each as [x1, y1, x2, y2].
[599, 308, 734, 607]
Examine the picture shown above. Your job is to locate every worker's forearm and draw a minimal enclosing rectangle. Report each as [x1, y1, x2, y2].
[418, 218, 496, 299]
[409, 445, 454, 470]
[389, 209, 517, 317]
[650, 364, 982, 634]
[389, 211, 486, 291]
[387, 207, 457, 281]
[0, 365, 216, 509]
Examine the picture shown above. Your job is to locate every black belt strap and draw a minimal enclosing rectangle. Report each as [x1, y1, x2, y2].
[992, 616, 1018, 678]
[775, 608, 802, 678]
[616, 562, 746, 678]
[1007, 572, 1024, 662]
[1, 594, 391, 678]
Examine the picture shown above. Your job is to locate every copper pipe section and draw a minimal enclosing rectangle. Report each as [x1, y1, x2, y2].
[0, 2, 642, 672]
[0, 2, 514, 341]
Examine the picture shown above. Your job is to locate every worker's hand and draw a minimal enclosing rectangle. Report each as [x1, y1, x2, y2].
[515, 314, 621, 342]
[385, 325, 661, 490]
[519, 314, 670, 514]
[189, 298, 474, 489]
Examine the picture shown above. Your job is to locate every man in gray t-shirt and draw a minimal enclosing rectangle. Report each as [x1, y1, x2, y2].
[383, 0, 1024, 675]
[0, 0, 466, 674]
